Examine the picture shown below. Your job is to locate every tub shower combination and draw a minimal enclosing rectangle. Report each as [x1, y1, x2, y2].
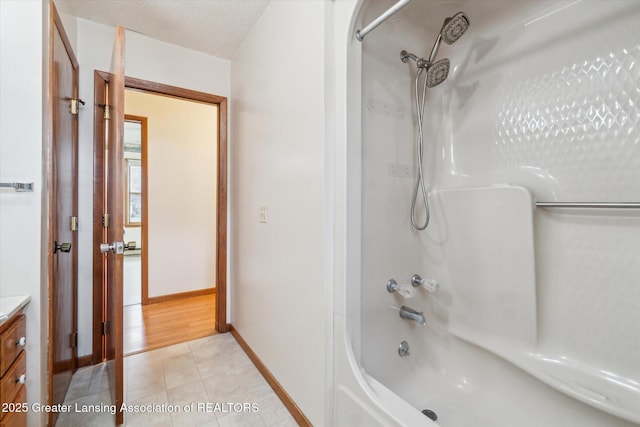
[336, 0, 640, 426]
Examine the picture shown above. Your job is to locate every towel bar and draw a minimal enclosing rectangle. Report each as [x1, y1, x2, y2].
[0, 182, 34, 192]
[535, 202, 640, 209]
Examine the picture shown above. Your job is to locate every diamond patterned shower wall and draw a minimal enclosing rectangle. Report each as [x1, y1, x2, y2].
[485, 40, 640, 389]
[494, 46, 640, 200]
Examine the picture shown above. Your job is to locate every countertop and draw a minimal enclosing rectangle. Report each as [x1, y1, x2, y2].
[0, 295, 31, 327]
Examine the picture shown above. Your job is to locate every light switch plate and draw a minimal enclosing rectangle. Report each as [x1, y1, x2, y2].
[259, 205, 268, 223]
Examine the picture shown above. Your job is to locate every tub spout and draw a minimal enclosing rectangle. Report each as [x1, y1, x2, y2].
[399, 306, 426, 325]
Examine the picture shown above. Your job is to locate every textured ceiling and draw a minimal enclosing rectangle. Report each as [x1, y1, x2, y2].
[61, 0, 270, 59]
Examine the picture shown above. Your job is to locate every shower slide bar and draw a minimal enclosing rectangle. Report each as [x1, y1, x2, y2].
[0, 182, 34, 192]
[355, 0, 412, 41]
[535, 202, 640, 209]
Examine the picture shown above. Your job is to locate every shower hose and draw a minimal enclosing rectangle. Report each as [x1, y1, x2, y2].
[411, 66, 430, 230]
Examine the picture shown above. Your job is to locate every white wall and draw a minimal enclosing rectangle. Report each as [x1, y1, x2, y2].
[76, 18, 230, 356]
[230, 1, 327, 424]
[125, 90, 218, 298]
[0, 1, 48, 425]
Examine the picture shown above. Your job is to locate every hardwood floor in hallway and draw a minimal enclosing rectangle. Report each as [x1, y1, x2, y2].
[124, 293, 216, 356]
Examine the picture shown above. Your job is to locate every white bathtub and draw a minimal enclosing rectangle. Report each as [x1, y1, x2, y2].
[332, 0, 640, 426]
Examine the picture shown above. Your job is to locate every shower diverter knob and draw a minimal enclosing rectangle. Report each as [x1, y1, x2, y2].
[411, 274, 439, 292]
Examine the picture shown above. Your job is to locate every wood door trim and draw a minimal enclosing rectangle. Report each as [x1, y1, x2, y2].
[92, 75, 229, 363]
[125, 77, 226, 104]
[123, 114, 149, 306]
[217, 98, 228, 333]
[52, 4, 79, 69]
[92, 70, 109, 364]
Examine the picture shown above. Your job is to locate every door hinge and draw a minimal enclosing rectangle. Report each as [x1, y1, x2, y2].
[70, 332, 78, 348]
[97, 103, 111, 120]
[102, 321, 109, 336]
[102, 213, 109, 228]
[70, 216, 78, 231]
[70, 98, 85, 115]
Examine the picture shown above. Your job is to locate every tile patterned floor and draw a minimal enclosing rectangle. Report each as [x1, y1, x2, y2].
[56, 333, 298, 427]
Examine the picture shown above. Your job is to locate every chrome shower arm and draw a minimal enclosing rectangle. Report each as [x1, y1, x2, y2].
[401, 50, 420, 63]
[401, 50, 430, 68]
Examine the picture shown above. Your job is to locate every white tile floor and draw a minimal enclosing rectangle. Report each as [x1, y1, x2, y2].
[56, 333, 298, 427]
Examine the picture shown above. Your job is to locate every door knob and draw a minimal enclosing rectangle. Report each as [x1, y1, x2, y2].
[100, 242, 124, 254]
[54, 241, 72, 254]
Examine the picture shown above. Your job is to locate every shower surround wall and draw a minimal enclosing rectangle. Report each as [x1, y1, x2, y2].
[351, 0, 640, 426]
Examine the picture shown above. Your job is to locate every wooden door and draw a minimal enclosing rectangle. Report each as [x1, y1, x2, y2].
[104, 26, 126, 425]
[49, 5, 79, 426]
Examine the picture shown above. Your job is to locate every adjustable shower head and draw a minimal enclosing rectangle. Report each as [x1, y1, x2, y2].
[427, 12, 470, 63]
[441, 12, 470, 45]
[425, 58, 450, 87]
[400, 11, 468, 87]
[403, 12, 469, 231]
[400, 54, 449, 87]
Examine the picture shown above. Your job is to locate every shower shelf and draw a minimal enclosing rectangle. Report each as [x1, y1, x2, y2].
[432, 186, 639, 424]
[451, 325, 640, 425]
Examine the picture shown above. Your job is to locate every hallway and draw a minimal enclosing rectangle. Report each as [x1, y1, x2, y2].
[125, 294, 216, 355]
[57, 333, 296, 426]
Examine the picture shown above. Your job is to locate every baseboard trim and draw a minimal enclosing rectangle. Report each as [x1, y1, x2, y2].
[76, 355, 94, 368]
[145, 287, 215, 305]
[230, 325, 312, 427]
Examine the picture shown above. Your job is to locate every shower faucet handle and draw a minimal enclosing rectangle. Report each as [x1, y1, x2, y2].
[386, 279, 416, 298]
[411, 274, 439, 292]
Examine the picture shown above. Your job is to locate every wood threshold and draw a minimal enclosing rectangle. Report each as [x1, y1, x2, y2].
[145, 288, 216, 305]
[230, 325, 312, 427]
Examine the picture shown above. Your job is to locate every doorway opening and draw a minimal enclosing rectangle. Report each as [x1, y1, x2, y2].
[92, 74, 228, 363]
[122, 115, 144, 310]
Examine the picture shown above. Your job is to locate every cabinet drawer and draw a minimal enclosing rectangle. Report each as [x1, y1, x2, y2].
[0, 352, 26, 407]
[0, 316, 26, 376]
[0, 386, 26, 427]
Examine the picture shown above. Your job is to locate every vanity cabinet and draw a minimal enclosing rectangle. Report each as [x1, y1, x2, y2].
[0, 313, 27, 427]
